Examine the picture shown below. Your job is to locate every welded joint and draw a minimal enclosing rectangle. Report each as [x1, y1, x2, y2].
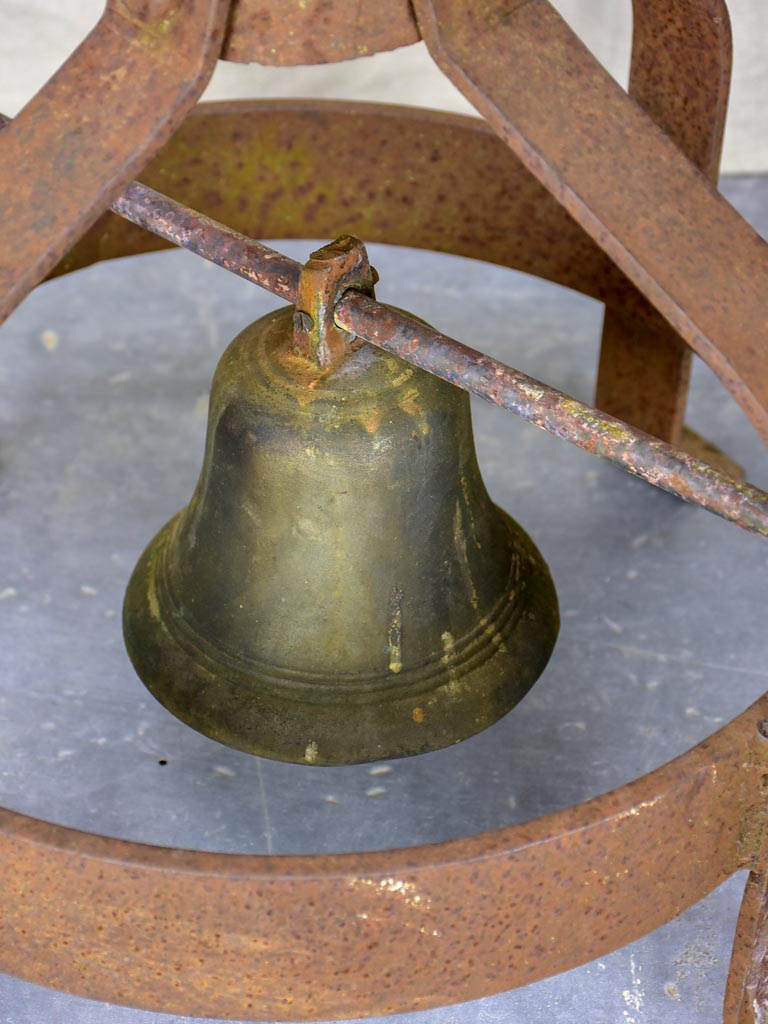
[293, 235, 377, 368]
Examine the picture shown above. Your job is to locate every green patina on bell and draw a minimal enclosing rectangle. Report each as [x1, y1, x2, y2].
[123, 262, 558, 765]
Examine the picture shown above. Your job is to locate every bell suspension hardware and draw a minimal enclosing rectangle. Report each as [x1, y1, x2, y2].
[292, 234, 378, 368]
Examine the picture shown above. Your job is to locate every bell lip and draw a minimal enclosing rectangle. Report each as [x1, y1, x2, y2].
[122, 512, 560, 767]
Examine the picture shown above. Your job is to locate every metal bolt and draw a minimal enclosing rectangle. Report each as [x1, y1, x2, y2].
[293, 310, 313, 333]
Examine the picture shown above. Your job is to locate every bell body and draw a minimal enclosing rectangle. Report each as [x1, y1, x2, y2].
[123, 306, 559, 764]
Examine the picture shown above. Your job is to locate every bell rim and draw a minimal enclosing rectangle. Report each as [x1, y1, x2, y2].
[123, 510, 559, 766]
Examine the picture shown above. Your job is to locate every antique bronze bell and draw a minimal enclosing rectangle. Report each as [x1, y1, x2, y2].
[123, 238, 559, 765]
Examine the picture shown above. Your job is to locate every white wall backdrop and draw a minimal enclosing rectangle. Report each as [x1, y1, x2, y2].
[0, 1, 765, 172]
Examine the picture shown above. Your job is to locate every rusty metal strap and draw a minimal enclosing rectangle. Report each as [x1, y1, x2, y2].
[0, 691, 766, 1019]
[0, 0, 230, 326]
[412, 0, 768, 445]
[76, 178, 768, 539]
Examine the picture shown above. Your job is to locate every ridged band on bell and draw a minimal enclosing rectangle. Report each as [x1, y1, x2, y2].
[123, 306, 559, 765]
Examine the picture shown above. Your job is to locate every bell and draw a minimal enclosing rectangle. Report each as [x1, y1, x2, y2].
[123, 239, 559, 765]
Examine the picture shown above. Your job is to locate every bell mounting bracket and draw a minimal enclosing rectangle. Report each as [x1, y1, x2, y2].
[292, 235, 378, 368]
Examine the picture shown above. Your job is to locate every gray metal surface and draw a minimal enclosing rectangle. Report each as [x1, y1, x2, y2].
[0, 177, 766, 1022]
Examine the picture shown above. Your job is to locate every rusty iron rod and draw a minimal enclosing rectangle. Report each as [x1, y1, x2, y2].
[336, 292, 768, 539]
[52, 176, 768, 539]
[112, 181, 301, 301]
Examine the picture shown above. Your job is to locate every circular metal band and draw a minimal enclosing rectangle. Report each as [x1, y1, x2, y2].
[1, 100, 764, 1020]
[53, 100, 623, 302]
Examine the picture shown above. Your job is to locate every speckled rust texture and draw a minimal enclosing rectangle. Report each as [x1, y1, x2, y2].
[0, 0, 229, 327]
[413, 0, 768, 444]
[221, 0, 419, 65]
[727, 869, 768, 1023]
[53, 97, 768, 455]
[51, 101, 633, 309]
[1, 695, 767, 1019]
[596, 0, 732, 443]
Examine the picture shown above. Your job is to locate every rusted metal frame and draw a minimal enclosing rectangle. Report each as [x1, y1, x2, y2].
[46, 101, 631, 303]
[0, 0, 765, 1015]
[221, 0, 418, 65]
[726, 869, 768, 1024]
[336, 292, 768, 538]
[61, 94, 758, 446]
[1, 693, 767, 1019]
[0, 39, 765, 999]
[412, 0, 768, 445]
[596, 0, 733, 443]
[52, 97, 749, 487]
[726, 729, 768, 1024]
[85, 172, 768, 538]
[630, 0, 732, 182]
[0, 0, 231, 328]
